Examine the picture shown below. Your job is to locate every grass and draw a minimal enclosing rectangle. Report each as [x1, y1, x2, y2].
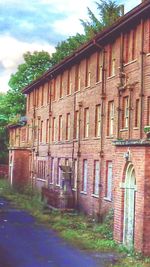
[0, 178, 150, 266]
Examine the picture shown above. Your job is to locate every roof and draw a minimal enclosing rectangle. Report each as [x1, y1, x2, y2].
[22, 0, 150, 94]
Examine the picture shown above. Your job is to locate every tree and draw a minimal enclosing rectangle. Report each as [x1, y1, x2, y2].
[8, 51, 52, 116]
[81, 0, 124, 39]
[51, 34, 87, 66]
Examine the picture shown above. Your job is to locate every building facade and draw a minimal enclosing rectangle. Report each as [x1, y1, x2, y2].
[8, 0, 150, 255]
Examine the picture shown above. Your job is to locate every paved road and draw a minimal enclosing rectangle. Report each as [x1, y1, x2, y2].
[0, 198, 118, 267]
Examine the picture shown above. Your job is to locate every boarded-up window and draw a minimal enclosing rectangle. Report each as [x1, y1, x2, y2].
[67, 70, 72, 95]
[108, 101, 114, 136]
[46, 119, 49, 143]
[124, 27, 137, 63]
[66, 113, 71, 140]
[85, 58, 90, 87]
[96, 52, 103, 82]
[75, 64, 81, 91]
[75, 110, 79, 139]
[82, 160, 88, 192]
[84, 108, 89, 138]
[58, 115, 63, 141]
[52, 79, 56, 101]
[37, 160, 46, 180]
[108, 43, 115, 77]
[52, 117, 56, 141]
[135, 99, 140, 128]
[147, 97, 150, 125]
[73, 159, 77, 189]
[123, 97, 129, 129]
[93, 161, 100, 195]
[41, 85, 44, 106]
[60, 74, 63, 98]
[21, 128, 26, 142]
[95, 104, 101, 137]
[106, 161, 113, 200]
[57, 158, 61, 186]
[50, 158, 55, 184]
[40, 121, 43, 143]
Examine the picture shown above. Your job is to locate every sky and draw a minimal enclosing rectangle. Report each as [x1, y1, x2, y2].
[0, 0, 141, 93]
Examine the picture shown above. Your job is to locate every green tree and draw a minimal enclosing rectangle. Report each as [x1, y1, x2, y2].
[81, 0, 124, 39]
[51, 34, 87, 66]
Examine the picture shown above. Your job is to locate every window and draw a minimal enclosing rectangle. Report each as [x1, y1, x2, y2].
[66, 113, 71, 140]
[105, 161, 113, 200]
[52, 117, 56, 141]
[65, 158, 69, 166]
[27, 125, 29, 143]
[135, 99, 140, 128]
[75, 110, 79, 139]
[67, 70, 72, 95]
[108, 101, 114, 136]
[28, 94, 30, 111]
[82, 160, 88, 193]
[50, 158, 55, 184]
[57, 158, 61, 186]
[37, 160, 46, 180]
[46, 82, 50, 104]
[76, 64, 81, 91]
[60, 74, 63, 98]
[36, 88, 39, 107]
[58, 115, 62, 141]
[73, 159, 77, 189]
[85, 58, 90, 87]
[147, 97, 150, 125]
[93, 161, 100, 196]
[41, 85, 44, 106]
[40, 120, 43, 143]
[123, 97, 129, 129]
[52, 79, 56, 101]
[96, 52, 103, 82]
[124, 28, 137, 63]
[46, 119, 49, 143]
[95, 104, 101, 137]
[21, 128, 26, 142]
[108, 44, 115, 77]
[84, 108, 89, 138]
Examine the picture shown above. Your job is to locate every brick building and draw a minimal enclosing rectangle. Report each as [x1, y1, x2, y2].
[8, 0, 150, 255]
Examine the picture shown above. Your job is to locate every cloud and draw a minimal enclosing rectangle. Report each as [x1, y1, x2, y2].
[0, 34, 55, 92]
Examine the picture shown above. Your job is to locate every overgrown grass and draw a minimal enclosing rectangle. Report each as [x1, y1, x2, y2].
[0, 179, 150, 267]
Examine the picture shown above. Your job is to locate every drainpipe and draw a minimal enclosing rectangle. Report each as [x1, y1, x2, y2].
[93, 40, 106, 220]
[98, 47, 106, 220]
[76, 100, 82, 209]
[117, 32, 124, 139]
[31, 88, 36, 190]
[139, 19, 145, 139]
[47, 80, 52, 188]
[71, 91, 76, 204]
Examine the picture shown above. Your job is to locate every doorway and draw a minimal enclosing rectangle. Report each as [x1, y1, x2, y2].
[123, 163, 136, 248]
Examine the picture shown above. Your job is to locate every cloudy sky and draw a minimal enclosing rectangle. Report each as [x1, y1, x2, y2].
[0, 0, 141, 92]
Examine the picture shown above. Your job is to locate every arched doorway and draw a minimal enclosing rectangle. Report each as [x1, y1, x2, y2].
[123, 163, 136, 248]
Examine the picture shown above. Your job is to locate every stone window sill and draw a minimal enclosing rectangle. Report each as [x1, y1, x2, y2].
[124, 59, 137, 67]
[91, 194, 99, 198]
[80, 191, 87, 195]
[104, 197, 112, 202]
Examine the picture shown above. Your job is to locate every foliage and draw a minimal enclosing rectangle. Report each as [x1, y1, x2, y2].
[0, 178, 150, 266]
[81, 0, 123, 39]
[50, 34, 87, 66]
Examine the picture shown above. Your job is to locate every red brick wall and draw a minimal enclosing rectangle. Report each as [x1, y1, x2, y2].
[8, 15, 150, 255]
